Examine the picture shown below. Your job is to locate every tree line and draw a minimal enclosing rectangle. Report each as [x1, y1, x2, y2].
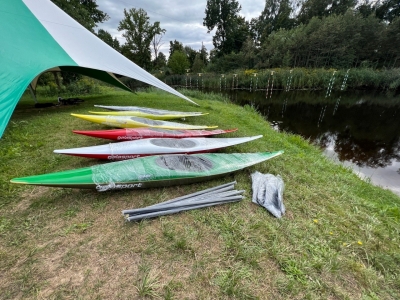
[51, 0, 399, 75]
[204, 0, 399, 71]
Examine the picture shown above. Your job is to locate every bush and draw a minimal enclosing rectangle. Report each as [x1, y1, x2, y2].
[36, 77, 101, 97]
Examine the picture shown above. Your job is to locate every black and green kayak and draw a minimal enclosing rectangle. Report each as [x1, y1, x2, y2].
[10, 151, 283, 191]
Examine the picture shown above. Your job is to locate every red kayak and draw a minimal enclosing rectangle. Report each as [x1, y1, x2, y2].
[73, 128, 238, 141]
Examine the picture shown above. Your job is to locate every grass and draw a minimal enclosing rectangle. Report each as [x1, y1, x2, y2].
[0, 87, 399, 299]
[161, 68, 400, 92]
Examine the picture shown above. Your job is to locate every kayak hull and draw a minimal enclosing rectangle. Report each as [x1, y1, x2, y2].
[11, 173, 232, 190]
[94, 105, 203, 115]
[10, 151, 283, 191]
[88, 110, 208, 120]
[54, 136, 263, 160]
[72, 128, 238, 141]
[71, 114, 217, 130]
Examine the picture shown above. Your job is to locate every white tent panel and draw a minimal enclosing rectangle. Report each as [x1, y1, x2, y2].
[23, 0, 197, 105]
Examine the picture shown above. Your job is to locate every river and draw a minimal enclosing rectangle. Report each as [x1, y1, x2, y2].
[221, 88, 400, 196]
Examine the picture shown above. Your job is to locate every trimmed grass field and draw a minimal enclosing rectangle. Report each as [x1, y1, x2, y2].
[0, 88, 399, 299]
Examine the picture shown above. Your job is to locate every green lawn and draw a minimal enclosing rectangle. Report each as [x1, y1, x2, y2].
[0, 88, 399, 299]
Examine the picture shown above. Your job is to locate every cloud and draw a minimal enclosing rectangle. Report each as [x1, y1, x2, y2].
[96, 0, 265, 56]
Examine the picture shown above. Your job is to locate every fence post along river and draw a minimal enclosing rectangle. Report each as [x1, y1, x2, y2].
[333, 69, 350, 115]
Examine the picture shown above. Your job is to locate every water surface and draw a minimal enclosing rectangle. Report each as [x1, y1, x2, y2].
[225, 89, 400, 196]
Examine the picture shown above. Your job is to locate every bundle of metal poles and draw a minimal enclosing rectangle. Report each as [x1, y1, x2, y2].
[122, 181, 244, 222]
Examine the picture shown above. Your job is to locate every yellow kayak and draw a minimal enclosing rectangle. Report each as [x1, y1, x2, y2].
[71, 114, 218, 130]
[88, 110, 208, 120]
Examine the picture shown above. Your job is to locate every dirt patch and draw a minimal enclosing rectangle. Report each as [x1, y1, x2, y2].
[16, 186, 50, 212]
[36, 234, 142, 299]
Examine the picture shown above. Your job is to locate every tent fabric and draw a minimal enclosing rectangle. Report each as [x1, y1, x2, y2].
[0, 0, 197, 139]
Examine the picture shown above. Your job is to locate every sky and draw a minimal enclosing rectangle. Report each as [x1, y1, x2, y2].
[95, 0, 266, 57]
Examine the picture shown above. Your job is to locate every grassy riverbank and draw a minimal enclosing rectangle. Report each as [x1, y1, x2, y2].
[1, 88, 399, 299]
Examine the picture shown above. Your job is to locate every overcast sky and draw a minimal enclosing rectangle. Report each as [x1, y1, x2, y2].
[95, 0, 266, 57]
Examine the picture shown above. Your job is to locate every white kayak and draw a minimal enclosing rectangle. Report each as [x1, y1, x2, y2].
[94, 105, 203, 114]
[92, 105, 206, 120]
[54, 135, 263, 160]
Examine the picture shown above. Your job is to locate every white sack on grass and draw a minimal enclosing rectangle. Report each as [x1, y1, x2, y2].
[251, 172, 285, 218]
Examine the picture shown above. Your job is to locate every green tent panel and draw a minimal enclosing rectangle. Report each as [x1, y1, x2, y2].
[0, 0, 197, 138]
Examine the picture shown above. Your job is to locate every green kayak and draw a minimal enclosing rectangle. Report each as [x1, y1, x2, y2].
[10, 151, 283, 191]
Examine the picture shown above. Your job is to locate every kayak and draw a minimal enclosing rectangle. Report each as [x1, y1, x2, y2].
[72, 128, 238, 141]
[71, 114, 217, 130]
[53, 135, 263, 160]
[10, 151, 283, 191]
[88, 110, 207, 120]
[94, 105, 203, 114]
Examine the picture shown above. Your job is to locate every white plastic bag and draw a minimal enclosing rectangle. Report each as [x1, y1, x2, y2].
[251, 172, 285, 218]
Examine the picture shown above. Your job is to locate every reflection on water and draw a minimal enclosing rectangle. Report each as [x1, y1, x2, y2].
[226, 89, 400, 196]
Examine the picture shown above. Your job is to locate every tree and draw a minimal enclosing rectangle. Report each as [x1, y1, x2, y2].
[184, 46, 198, 68]
[153, 52, 167, 70]
[296, 0, 357, 24]
[380, 17, 400, 67]
[203, 0, 249, 56]
[199, 44, 209, 65]
[169, 40, 184, 57]
[241, 37, 258, 68]
[118, 8, 165, 70]
[256, 10, 393, 69]
[97, 29, 120, 51]
[51, 0, 109, 32]
[191, 54, 205, 73]
[151, 33, 165, 62]
[253, 0, 294, 42]
[168, 50, 190, 74]
[375, 0, 400, 23]
[206, 52, 245, 72]
[356, 0, 376, 18]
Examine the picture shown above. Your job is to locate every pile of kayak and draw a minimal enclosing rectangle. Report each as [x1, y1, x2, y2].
[10, 104, 283, 213]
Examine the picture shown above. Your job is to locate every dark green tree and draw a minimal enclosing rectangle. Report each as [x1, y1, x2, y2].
[203, 0, 249, 56]
[191, 54, 205, 73]
[199, 44, 209, 65]
[252, 0, 294, 43]
[120, 44, 135, 62]
[184, 46, 198, 68]
[329, 0, 358, 15]
[51, 0, 109, 32]
[380, 17, 400, 67]
[375, 0, 400, 23]
[206, 52, 245, 72]
[153, 52, 167, 70]
[257, 10, 391, 69]
[97, 29, 121, 51]
[352, 13, 384, 68]
[168, 50, 190, 74]
[297, 0, 357, 24]
[231, 17, 251, 54]
[118, 8, 165, 70]
[356, 0, 376, 18]
[169, 40, 184, 57]
[241, 37, 258, 68]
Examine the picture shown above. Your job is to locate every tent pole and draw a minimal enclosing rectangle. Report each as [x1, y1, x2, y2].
[28, 84, 38, 103]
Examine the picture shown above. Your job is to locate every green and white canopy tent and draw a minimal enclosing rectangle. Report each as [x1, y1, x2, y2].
[0, 0, 198, 139]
